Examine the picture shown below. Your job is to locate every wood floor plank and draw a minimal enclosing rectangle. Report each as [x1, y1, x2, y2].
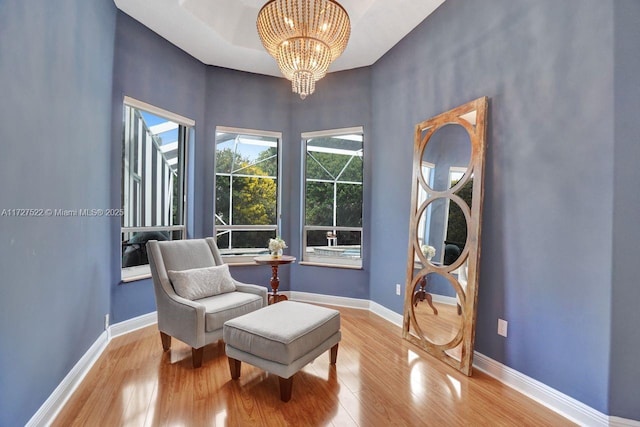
[53, 305, 575, 427]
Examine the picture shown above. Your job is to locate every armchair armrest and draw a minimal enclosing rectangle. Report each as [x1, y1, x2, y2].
[234, 281, 268, 307]
[156, 288, 208, 348]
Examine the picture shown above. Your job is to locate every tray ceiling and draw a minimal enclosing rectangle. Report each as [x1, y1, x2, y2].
[114, 0, 446, 77]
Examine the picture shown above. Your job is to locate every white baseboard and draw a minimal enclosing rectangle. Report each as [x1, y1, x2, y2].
[473, 352, 611, 426]
[29, 294, 639, 427]
[369, 300, 404, 327]
[109, 311, 157, 338]
[286, 291, 405, 328]
[431, 293, 457, 306]
[285, 290, 369, 310]
[26, 330, 109, 427]
[291, 293, 638, 427]
[27, 312, 157, 427]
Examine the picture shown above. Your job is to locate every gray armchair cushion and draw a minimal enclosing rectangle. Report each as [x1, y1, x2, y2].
[168, 264, 236, 300]
[199, 292, 264, 332]
[158, 239, 218, 271]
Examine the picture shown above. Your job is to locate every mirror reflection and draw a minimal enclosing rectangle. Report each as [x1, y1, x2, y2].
[403, 97, 488, 376]
[411, 272, 462, 346]
[421, 124, 472, 192]
[416, 197, 469, 266]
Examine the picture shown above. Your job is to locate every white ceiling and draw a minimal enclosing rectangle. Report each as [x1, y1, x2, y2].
[113, 0, 446, 77]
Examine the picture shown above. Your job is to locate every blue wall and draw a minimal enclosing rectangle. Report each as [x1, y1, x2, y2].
[205, 66, 293, 290]
[110, 16, 371, 307]
[370, 0, 614, 414]
[0, 0, 116, 425]
[289, 68, 372, 299]
[2, 0, 639, 423]
[110, 12, 208, 323]
[610, 0, 640, 421]
[110, 16, 291, 315]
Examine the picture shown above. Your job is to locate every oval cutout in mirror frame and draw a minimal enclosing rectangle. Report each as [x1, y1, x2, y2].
[409, 271, 465, 348]
[414, 195, 471, 271]
[420, 123, 473, 193]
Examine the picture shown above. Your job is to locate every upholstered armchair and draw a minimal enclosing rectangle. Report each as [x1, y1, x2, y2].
[147, 237, 267, 368]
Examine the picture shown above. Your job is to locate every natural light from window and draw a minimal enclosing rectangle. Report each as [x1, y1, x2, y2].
[214, 127, 281, 263]
[302, 127, 364, 268]
[121, 97, 192, 281]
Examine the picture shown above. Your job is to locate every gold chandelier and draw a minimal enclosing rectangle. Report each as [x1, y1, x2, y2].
[257, 0, 351, 99]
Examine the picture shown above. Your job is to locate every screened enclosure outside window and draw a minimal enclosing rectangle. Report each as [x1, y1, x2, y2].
[215, 127, 281, 262]
[121, 97, 191, 281]
[302, 127, 364, 268]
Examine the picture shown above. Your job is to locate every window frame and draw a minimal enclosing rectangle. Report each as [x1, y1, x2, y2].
[121, 96, 193, 282]
[214, 126, 282, 265]
[417, 161, 435, 249]
[300, 126, 364, 269]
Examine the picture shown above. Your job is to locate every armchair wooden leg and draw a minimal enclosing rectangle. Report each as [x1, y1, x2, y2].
[160, 332, 171, 351]
[330, 343, 339, 365]
[192, 347, 203, 368]
[279, 376, 293, 402]
[228, 357, 241, 379]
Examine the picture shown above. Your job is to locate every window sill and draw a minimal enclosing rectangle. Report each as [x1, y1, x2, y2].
[299, 261, 363, 270]
[121, 273, 152, 283]
[120, 259, 263, 284]
[121, 265, 151, 283]
[221, 254, 270, 265]
[225, 261, 261, 267]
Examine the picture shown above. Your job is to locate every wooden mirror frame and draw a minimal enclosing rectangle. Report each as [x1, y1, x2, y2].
[402, 97, 488, 376]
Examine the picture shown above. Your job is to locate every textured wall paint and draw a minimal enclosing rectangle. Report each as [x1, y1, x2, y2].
[110, 12, 207, 323]
[288, 68, 372, 299]
[205, 66, 292, 290]
[110, 16, 293, 318]
[111, 18, 372, 313]
[610, 0, 640, 421]
[0, 0, 116, 425]
[370, 0, 614, 414]
[203, 66, 372, 298]
[109, 27, 372, 310]
[6, 0, 636, 421]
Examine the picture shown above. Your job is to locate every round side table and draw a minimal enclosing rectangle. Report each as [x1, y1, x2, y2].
[254, 255, 296, 304]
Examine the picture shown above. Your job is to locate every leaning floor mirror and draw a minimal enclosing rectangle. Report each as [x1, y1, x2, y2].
[403, 97, 488, 376]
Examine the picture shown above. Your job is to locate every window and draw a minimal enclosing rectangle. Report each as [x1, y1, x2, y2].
[417, 161, 435, 248]
[214, 127, 281, 262]
[302, 127, 364, 268]
[121, 97, 192, 281]
[444, 167, 471, 264]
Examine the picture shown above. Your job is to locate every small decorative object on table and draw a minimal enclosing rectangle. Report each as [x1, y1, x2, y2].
[421, 245, 436, 261]
[269, 237, 287, 258]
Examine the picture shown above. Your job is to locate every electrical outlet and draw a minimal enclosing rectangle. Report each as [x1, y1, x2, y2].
[104, 314, 110, 330]
[396, 283, 402, 296]
[497, 318, 508, 337]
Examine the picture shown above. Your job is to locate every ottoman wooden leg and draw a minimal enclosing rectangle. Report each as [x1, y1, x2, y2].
[330, 343, 339, 365]
[192, 347, 204, 368]
[228, 357, 241, 379]
[279, 376, 293, 402]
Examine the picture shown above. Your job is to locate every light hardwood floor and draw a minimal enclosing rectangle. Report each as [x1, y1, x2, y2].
[53, 305, 575, 426]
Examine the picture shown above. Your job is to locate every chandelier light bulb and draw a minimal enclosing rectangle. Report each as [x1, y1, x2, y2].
[257, 0, 351, 99]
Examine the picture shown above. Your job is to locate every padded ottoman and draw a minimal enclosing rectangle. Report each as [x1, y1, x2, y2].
[223, 301, 341, 402]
